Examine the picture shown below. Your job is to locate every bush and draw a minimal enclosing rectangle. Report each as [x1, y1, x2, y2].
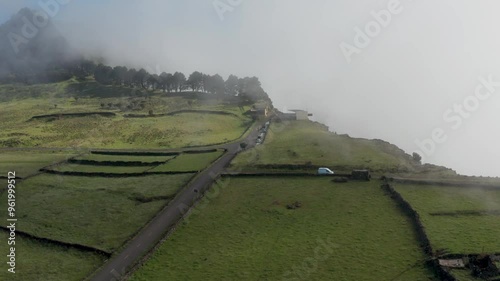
[412, 152, 422, 164]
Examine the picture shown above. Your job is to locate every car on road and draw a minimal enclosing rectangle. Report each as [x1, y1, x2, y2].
[317, 167, 334, 175]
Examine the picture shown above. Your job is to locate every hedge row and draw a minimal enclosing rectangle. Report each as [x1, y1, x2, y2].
[0, 227, 111, 257]
[381, 183, 457, 281]
[30, 112, 116, 120]
[253, 164, 410, 173]
[90, 151, 180, 156]
[124, 110, 238, 118]
[40, 169, 197, 178]
[221, 172, 352, 177]
[68, 159, 166, 166]
[386, 177, 500, 190]
[89, 149, 218, 156]
[166, 110, 238, 117]
[183, 149, 219, 154]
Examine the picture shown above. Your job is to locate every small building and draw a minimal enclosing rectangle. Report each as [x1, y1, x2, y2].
[277, 109, 313, 121]
[439, 259, 466, 269]
[290, 110, 312, 120]
[248, 103, 270, 118]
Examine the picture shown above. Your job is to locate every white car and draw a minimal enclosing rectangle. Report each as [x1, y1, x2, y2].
[317, 167, 334, 175]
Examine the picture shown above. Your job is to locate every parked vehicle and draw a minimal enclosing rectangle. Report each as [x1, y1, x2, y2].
[317, 167, 334, 175]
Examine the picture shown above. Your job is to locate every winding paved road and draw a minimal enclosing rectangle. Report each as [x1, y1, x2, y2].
[90, 120, 265, 281]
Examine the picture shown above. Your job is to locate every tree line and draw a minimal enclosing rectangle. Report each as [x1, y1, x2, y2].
[89, 62, 269, 101]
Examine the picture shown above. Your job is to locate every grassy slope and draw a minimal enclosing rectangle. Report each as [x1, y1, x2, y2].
[0, 80, 252, 149]
[51, 163, 155, 173]
[130, 177, 435, 281]
[0, 174, 194, 252]
[74, 154, 176, 163]
[0, 231, 105, 281]
[393, 184, 500, 253]
[150, 150, 224, 172]
[232, 120, 425, 173]
[0, 151, 77, 178]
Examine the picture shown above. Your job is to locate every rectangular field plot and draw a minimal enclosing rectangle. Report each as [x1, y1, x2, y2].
[0, 231, 105, 281]
[393, 184, 500, 253]
[51, 163, 155, 173]
[130, 178, 436, 281]
[149, 150, 223, 172]
[74, 153, 177, 163]
[0, 151, 76, 178]
[0, 174, 194, 252]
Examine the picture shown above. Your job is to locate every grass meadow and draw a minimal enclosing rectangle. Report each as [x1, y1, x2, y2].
[149, 150, 224, 172]
[0, 231, 105, 281]
[0, 174, 194, 252]
[74, 153, 176, 163]
[130, 177, 436, 281]
[0, 80, 253, 149]
[50, 163, 155, 173]
[231, 120, 420, 173]
[0, 151, 77, 178]
[393, 184, 500, 254]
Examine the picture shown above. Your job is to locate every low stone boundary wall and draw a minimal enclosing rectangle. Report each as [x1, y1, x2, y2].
[0, 227, 111, 257]
[30, 112, 116, 120]
[381, 183, 457, 281]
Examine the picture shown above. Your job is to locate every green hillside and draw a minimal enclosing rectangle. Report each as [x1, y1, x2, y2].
[0, 79, 252, 149]
[231, 120, 455, 175]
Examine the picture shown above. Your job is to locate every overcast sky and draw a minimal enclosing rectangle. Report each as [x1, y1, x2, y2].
[3, 0, 500, 177]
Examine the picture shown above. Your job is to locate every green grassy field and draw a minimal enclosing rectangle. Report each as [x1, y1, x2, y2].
[149, 150, 224, 172]
[231, 120, 423, 173]
[0, 151, 77, 178]
[0, 231, 105, 281]
[0, 174, 194, 252]
[51, 163, 155, 173]
[393, 184, 500, 254]
[74, 153, 176, 163]
[449, 269, 483, 281]
[130, 177, 436, 281]
[0, 80, 253, 149]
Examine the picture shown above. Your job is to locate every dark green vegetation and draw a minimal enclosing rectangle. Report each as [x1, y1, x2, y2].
[393, 184, 500, 254]
[50, 163, 155, 173]
[74, 153, 176, 163]
[130, 177, 436, 281]
[0, 151, 76, 178]
[0, 231, 105, 281]
[0, 174, 194, 253]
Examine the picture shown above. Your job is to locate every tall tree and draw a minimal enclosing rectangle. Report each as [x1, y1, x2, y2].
[111, 66, 128, 85]
[159, 72, 169, 92]
[225, 74, 239, 95]
[187, 71, 204, 92]
[173, 72, 186, 92]
[211, 74, 225, 95]
[134, 68, 149, 89]
[165, 73, 175, 93]
[94, 63, 113, 85]
[125, 68, 137, 87]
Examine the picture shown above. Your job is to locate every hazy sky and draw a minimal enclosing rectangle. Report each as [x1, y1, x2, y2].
[3, 0, 500, 177]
